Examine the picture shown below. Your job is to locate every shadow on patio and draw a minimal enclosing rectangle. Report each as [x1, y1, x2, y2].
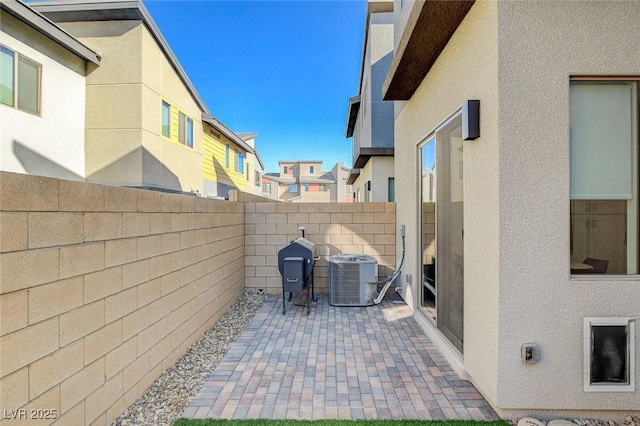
[183, 294, 499, 421]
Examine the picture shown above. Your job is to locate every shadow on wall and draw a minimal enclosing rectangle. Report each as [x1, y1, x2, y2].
[13, 140, 84, 181]
[87, 147, 183, 191]
[211, 154, 238, 199]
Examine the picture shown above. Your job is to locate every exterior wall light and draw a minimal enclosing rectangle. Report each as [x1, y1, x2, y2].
[462, 99, 480, 141]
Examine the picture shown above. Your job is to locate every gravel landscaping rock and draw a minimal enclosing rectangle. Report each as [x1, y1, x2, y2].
[512, 416, 640, 426]
[111, 291, 268, 426]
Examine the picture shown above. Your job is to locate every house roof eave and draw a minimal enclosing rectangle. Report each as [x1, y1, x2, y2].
[202, 113, 255, 155]
[382, 0, 475, 101]
[31, 0, 208, 112]
[3, 0, 101, 65]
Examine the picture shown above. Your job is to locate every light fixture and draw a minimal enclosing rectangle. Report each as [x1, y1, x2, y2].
[462, 99, 480, 141]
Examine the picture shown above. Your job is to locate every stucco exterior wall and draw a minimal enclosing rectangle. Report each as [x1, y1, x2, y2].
[0, 172, 244, 425]
[0, 13, 87, 181]
[369, 14, 394, 150]
[61, 21, 144, 187]
[494, 1, 640, 417]
[392, 0, 414, 51]
[59, 20, 204, 193]
[393, 0, 500, 404]
[355, 157, 394, 202]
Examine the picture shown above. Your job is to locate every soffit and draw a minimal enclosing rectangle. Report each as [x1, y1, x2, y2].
[1, 0, 100, 64]
[353, 147, 394, 169]
[383, 0, 474, 100]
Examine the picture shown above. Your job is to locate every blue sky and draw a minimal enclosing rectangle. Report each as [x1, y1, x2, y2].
[144, 0, 367, 173]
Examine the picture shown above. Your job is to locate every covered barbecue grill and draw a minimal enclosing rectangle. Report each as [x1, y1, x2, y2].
[277, 236, 317, 314]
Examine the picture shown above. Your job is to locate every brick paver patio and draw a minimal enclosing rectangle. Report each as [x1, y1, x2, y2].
[183, 294, 499, 421]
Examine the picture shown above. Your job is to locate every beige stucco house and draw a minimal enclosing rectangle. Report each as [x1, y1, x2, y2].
[385, 0, 639, 420]
[345, 0, 395, 203]
[0, 0, 100, 181]
[262, 161, 352, 203]
[32, 0, 206, 193]
[31, 0, 261, 198]
[238, 133, 265, 197]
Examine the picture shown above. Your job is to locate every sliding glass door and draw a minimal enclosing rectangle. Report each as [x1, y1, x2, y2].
[419, 113, 464, 353]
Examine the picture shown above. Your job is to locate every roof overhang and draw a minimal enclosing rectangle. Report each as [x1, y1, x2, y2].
[347, 168, 361, 185]
[31, 0, 208, 111]
[382, 0, 474, 101]
[202, 113, 255, 155]
[353, 147, 394, 169]
[2, 0, 100, 65]
[344, 95, 361, 138]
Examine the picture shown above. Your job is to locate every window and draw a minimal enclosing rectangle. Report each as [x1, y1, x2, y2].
[161, 101, 171, 137]
[284, 166, 288, 174]
[288, 184, 298, 193]
[570, 81, 638, 275]
[263, 183, 271, 194]
[1, 46, 41, 115]
[178, 112, 193, 148]
[310, 166, 314, 174]
[292, 166, 297, 175]
[0, 46, 13, 107]
[254, 171, 260, 187]
[225, 145, 230, 168]
[388, 177, 395, 202]
[304, 183, 309, 192]
[235, 151, 244, 174]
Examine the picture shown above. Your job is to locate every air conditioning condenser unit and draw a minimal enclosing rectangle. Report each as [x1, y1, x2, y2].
[329, 254, 378, 306]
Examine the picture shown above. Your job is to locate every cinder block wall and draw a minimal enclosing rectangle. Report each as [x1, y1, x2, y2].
[244, 202, 396, 294]
[0, 172, 245, 426]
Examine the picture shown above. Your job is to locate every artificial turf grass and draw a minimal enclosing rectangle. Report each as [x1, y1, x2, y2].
[173, 419, 510, 426]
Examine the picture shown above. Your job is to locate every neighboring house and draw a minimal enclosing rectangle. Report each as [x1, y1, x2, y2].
[238, 133, 265, 197]
[201, 116, 260, 199]
[260, 173, 280, 202]
[385, 0, 639, 420]
[262, 160, 352, 202]
[32, 0, 260, 197]
[345, 0, 395, 203]
[0, 0, 100, 181]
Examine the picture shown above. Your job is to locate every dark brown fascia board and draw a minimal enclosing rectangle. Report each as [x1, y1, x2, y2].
[30, 0, 208, 112]
[353, 147, 394, 169]
[345, 95, 361, 138]
[202, 113, 254, 155]
[2, 0, 101, 64]
[382, 0, 474, 101]
[346, 168, 361, 185]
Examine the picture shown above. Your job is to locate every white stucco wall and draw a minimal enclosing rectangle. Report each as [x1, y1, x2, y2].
[494, 1, 640, 417]
[393, 0, 500, 405]
[355, 157, 394, 202]
[0, 14, 87, 181]
[395, 0, 640, 419]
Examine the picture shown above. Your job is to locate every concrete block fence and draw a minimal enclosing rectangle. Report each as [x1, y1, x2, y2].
[243, 201, 396, 294]
[0, 172, 245, 425]
[0, 172, 395, 425]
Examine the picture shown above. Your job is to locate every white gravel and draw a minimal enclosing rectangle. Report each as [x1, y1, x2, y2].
[111, 291, 268, 426]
